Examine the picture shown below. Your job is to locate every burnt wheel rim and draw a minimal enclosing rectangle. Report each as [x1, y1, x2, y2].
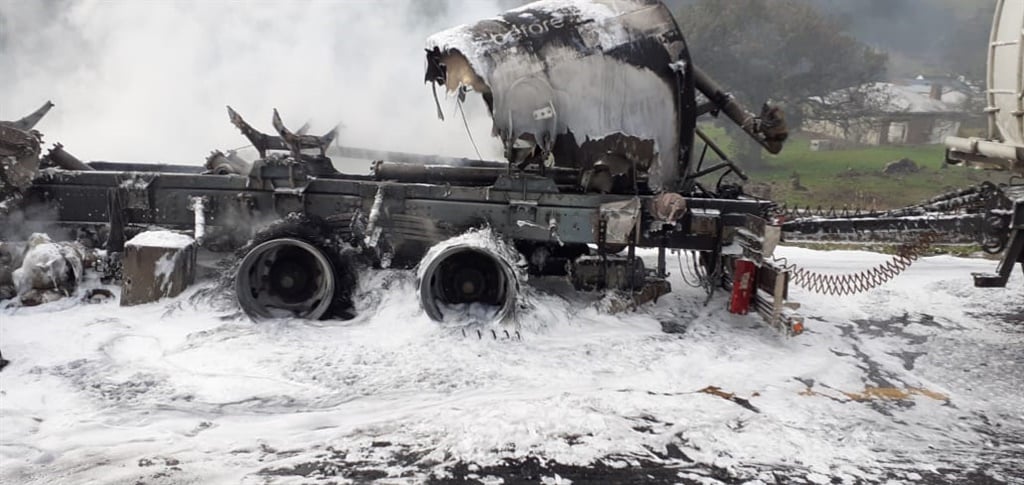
[235, 238, 335, 320]
[419, 245, 516, 322]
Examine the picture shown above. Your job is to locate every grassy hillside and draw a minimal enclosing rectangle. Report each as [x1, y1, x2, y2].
[697, 129, 1015, 210]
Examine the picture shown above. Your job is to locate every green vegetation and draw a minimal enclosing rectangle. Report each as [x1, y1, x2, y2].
[696, 128, 1016, 210]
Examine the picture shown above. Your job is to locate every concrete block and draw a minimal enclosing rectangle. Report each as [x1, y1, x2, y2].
[121, 230, 196, 306]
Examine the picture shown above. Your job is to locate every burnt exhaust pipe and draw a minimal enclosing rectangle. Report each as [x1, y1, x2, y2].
[235, 238, 337, 320]
[417, 236, 519, 322]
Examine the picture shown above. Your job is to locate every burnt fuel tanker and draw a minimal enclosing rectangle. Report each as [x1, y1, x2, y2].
[0, 0, 865, 335]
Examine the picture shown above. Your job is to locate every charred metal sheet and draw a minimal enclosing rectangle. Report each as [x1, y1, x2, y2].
[599, 198, 641, 245]
[1, 102, 53, 214]
[6, 101, 54, 131]
[270, 109, 337, 158]
[734, 214, 780, 258]
[272, 185, 309, 216]
[228, 106, 337, 160]
[0, 153, 38, 195]
[119, 173, 155, 211]
[0, 124, 41, 161]
[227, 106, 289, 159]
[489, 174, 561, 194]
[688, 209, 720, 236]
[205, 150, 251, 176]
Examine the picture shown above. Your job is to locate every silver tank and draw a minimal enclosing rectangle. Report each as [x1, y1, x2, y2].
[946, 0, 1024, 171]
[988, 0, 1024, 145]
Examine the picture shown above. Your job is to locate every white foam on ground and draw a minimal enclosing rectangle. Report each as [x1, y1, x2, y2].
[1, 247, 1022, 483]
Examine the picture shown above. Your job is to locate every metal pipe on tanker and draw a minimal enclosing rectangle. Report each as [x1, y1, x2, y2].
[942, 1, 1024, 173]
[44, 143, 93, 171]
[334, 146, 508, 168]
[946, 136, 1024, 162]
[372, 161, 580, 186]
[693, 65, 786, 154]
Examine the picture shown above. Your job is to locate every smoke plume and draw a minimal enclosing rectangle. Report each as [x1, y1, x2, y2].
[0, 0, 508, 166]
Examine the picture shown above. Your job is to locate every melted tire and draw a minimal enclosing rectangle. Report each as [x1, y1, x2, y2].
[418, 242, 518, 323]
[235, 215, 357, 320]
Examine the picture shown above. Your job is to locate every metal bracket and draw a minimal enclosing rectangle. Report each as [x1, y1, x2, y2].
[755, 270, 804, 336]
[236, 192, 256, 214]
[509, 198, 538, 219]
[974, 199, 1024, 287]
[119, 174, 155, 211]
[723, 256, 804, 336]
[598, 198, 641, 245]
[272, 185, 307, 216]
[491, 174, 559, 194]
[974, 228, 1024, 287]
[736, 214, 781, 259]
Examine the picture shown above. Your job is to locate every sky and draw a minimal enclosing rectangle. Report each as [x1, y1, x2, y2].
[0, 0, 998, 164]
[0, 0, 508, 165]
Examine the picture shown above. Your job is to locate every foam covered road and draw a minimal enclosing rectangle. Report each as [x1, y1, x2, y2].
[1, 247, 1023, 484]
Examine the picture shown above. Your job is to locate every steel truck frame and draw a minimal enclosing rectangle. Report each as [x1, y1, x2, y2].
[12, 107, 797, 330]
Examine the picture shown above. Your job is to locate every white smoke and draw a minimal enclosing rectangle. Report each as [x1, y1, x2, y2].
[0, 0, 506, 166]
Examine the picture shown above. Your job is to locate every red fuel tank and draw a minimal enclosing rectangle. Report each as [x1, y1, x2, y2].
[729, 259, 757, 315]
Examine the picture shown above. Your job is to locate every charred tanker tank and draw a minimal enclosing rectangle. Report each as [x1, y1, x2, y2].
[425, 0, 695, 193]
[423, 0, 785, 195]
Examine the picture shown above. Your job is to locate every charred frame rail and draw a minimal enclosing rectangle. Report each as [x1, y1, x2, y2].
[24, 166, 772, 251]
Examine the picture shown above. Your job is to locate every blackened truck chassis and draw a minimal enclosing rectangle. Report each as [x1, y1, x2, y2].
[21, 149, 801, 332]
[15, 136, 1024, 333]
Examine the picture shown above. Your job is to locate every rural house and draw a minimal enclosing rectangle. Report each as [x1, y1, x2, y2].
[803, 79, 974, 146]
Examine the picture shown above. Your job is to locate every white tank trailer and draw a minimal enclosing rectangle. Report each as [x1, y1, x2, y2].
[947, 0, 1024, 172]
[942, 0, 1024, 288]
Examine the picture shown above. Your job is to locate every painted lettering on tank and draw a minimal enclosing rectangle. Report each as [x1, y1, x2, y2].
[487, 17, 566, 46]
